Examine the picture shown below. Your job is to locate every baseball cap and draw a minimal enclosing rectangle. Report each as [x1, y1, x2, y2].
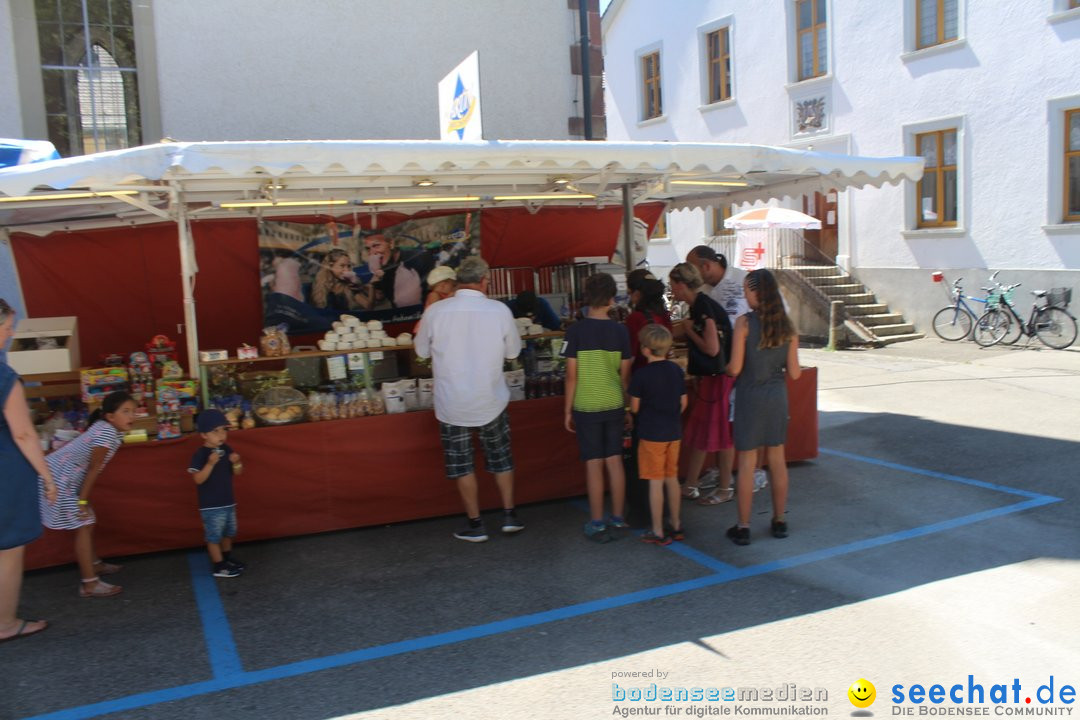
[196, 408, 229, 433]
[427, 265, 457, 286]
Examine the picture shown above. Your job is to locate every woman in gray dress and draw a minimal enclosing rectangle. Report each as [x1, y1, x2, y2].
[0, 298, 57, 642]
[724, 270, 801, 546]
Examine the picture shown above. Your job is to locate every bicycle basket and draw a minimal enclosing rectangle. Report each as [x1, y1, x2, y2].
[1046, 287, 1072, 308]
[987, 288, 1014, 307]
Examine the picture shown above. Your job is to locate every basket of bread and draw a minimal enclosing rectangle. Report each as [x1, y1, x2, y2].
[251, 386, 308, 426]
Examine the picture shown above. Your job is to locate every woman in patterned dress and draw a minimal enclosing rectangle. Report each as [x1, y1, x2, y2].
[0, 299, 57, 643]
[40, 391, 136, 597]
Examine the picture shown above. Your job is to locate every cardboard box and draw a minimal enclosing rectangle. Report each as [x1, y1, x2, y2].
[199, 349, 229, 362]
[8, 317, 80, 375]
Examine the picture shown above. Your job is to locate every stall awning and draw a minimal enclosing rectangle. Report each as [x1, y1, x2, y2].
[0, 140, 923, 235]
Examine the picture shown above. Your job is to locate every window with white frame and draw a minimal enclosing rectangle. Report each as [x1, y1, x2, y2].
[35, 0, 142, 157]
[1067, 108, 1080, 222]
[641, 51, 662, 120]
[917, 0, 959, 49]
[916, 128, 959, 228]
[706, 27, 731, 104]
[795, 0, 827, 81]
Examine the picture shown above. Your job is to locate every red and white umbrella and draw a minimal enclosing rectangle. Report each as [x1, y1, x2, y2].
[724, 206, 822, 230]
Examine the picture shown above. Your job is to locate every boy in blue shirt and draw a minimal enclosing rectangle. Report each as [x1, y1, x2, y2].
[188, 409, 245, 578]
[629, 324, 688, 545]
[563, 273, 632, 543]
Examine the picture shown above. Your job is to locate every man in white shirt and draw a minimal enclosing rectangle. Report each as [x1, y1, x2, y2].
[687, 245, 749, 319]
[414, 256, 525, 542]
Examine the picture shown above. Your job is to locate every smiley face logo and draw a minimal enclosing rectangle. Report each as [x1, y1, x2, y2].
[848, 679, 876, 709]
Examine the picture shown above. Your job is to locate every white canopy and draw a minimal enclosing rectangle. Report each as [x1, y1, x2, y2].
[0, 140, 923, 235]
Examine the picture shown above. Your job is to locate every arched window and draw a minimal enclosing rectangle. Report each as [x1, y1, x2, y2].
[36, 0, 141, 156]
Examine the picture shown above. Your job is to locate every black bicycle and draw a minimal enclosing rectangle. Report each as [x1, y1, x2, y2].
[973, 285, 1077, 349]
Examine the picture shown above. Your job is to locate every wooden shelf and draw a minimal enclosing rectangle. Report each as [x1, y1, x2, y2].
[198, 331, 563, 367]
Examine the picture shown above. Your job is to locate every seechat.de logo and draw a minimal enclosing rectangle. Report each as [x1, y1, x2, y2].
[849, 679, 877, 714]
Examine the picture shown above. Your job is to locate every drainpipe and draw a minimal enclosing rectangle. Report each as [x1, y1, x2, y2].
[579, 1, 593, 140]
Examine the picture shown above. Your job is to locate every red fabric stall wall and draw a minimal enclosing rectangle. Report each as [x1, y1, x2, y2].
[12, 220, 263, 366]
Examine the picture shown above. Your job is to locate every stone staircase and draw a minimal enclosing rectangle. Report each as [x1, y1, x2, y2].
[782, 264, 923, 346]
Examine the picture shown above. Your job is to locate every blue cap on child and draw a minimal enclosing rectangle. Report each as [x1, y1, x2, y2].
[196, 409, 229, 434]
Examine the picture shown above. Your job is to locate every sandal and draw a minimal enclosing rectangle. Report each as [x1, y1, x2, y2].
[79, 577, 123, 598]
[0, 619, 48, 643]
[681, 485, 702, 500]
[696, 488, 734, 506]
[93, 559, 122, 575]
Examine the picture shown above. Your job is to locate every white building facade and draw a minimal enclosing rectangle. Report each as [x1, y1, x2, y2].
[1, 0, 606, 151]
[602, 0, 1080, 329]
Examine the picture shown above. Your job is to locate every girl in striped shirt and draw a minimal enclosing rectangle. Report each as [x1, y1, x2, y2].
[39, 392, 136, 597]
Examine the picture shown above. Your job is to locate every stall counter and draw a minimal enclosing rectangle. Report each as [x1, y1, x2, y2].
[26, 369, 818, 570]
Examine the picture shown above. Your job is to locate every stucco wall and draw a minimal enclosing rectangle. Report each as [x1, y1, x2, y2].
[151, 0, 576, 141]
[0, 0, 23, 137]
[603, 0, 1080, 283]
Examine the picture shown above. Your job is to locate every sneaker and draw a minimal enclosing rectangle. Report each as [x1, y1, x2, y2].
[212, 564, 242, 578]
[606, 515, 629, 529]
[640, 530, 671, 546]
[753, 469, 768, 493]
[453, 525, 489, 543]
[771, 518, 788, 539]
[726, 524, 751, 546]
[225, 558, 246, 572]
[501, 511, 525, 534]
[583, 521, 614, 543]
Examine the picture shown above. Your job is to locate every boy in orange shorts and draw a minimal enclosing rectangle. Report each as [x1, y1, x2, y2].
[628, 324, 688, 545]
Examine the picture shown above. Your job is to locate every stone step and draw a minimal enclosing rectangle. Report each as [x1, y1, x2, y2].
[840, 292, 877, 305]
[807, 274, 855, 287]
[870, 322, 917, 336]
[845, 303, 889, 316]
[876, 332, 925, 345]
[821, 283, 866, 296]
[858, 312, 906, 327]
[790, 265, 843, 278]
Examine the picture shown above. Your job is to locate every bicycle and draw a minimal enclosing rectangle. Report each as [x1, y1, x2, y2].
[973, 284, 1077, 349]
[930, 273, 998, 341]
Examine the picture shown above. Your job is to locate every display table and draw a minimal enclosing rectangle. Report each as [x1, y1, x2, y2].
[26, 369, 818, 570]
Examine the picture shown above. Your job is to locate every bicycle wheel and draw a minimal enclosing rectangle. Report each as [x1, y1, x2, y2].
[1033, 307, 1078, 349]
[973, 309, 1010, 347]
[932, 306, 973, 341]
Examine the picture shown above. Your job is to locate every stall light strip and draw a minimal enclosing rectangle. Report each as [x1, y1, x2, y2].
[0, 190, 139, 203]
[25, 450, 1062, 720]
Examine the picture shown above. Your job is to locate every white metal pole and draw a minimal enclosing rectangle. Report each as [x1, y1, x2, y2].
[173, 188, 200, 378]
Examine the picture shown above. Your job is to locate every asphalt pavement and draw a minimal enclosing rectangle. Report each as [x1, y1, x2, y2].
[3, 337, 1078, 720]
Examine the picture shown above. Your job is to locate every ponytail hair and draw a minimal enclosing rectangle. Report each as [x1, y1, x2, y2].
[746, 269, 794, 349]
[89, 391, 134, 425]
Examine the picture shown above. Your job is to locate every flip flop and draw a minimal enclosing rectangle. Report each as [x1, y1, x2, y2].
[0, 619, 48, 644]
[696, 488, 734, 505]
[680, 485, 702, 500]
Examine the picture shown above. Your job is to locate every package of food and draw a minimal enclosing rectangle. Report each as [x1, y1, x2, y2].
[504, 369, 526, 402]
[418, 378, 435, 410]
[259, 325, 292, 358]
[380, 382, 406, 414]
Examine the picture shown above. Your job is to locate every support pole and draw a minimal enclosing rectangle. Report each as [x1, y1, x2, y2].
[826, 300, 844, 351]
[173, 189, 201, 382]
[621, 184, 634, 273]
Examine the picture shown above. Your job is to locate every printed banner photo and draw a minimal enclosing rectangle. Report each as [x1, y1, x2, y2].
[260, 214, 479, 334]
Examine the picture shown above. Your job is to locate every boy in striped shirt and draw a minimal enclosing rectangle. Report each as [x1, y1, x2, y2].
[562, 273, 632, 543]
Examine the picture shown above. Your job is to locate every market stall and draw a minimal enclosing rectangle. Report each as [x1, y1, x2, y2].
[0, 140, 921, 569]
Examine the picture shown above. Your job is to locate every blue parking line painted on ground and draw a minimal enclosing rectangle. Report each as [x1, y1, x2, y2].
[818, 447, 1060, 501]
[185, 551, 244, 678]
[27, 452, 1063, 720]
